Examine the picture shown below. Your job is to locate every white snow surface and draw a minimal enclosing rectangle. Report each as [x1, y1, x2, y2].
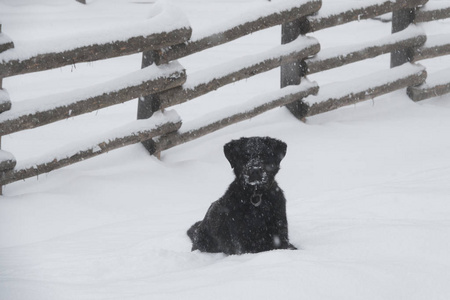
[422, 0, 450, 11]
[310, 0, 391, 20]
[1, 1, 450, 300]
[424, 33, 450, 47]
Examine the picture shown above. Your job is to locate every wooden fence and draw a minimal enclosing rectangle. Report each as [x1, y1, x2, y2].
[1, 0, 449, 192]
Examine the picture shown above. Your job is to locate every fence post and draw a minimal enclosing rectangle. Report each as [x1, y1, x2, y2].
[391, 8, 416, 67]
[281, 17, 310, 120]
[137, 50, 160, 155]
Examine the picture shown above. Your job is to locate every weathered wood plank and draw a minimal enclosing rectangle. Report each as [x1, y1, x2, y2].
[304, 63, 427, 118]
[0, 62, 186, 136]
[0, 33, 14, 54]
[0, 88, 11, 113]
[0, 27, 191, 78]
[407, 82, 450, 102]
[153, 0, 322, 64]
[0, 150, 16, 173]
[158, 36, 320, 109]
[407, 69, 450, 101]
[309, 0, 428, 32]
[414, 34, 450, 61]
[154, 82, 319, 153]
[415, 4, 450, 22]
[307, 26, 426, 74]
[0, 111, 182, 185]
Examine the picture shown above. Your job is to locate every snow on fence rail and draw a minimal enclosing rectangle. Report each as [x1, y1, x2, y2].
[0, 111, 182, 186]
[0, 62, 186, 136]
[280, 0, 450, 119]
[1, 0, 450, 190]
[404, 2, 450, 102]
[153, 0, 322, 65]
[307, 0, 428, 32]
[154, 81, 319, 153]
[304, 63, 426, 117]
[0, 5, 192, 78]
[157, 36, 320, 109]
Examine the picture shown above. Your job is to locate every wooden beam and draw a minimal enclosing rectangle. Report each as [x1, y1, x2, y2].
[158, 37, 320, 109]
[0, 150, 16, 172]
[0, 27, 191, 78]
[415, 5, 450, 22]
[414, 35, 450, 61]
[304, 64, 427, 117]
[153, 0, 321, 64]
[0, 112, 182, 185]
[407, 82, 450, 102]
[0, 88, 11, 113]
[307, 27, 426, 74]
[154, 82, 319, 153]
[0, 33, 14, 54]
[407, 69, 450, 101]
[308, 0, 428, 32]
[0, 63, 186, 136]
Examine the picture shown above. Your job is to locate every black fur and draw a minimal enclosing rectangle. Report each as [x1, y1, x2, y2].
[187, 137, 296, 255]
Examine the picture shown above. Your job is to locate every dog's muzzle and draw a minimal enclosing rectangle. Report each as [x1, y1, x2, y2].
[243, 158, 268, 186]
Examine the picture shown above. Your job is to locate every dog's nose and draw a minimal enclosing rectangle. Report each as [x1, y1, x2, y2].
[248, 166, 264, 182]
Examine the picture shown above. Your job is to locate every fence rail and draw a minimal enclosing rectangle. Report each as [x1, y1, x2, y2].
[306, 25, 426, 74]
[154, 81, 319, 153]
[414, 34, 450, 60]
[158, 36, 320, 110]
[0, 62, 185, 136]
[307, 0, 428, 32]
[305, 63, 427, 117]
[153, 0, 322, 65]
[1, 0, 450, 190]
[0, 28, 191, 78]
[416, 3, 450, 22]
[1, 111, 181, 185]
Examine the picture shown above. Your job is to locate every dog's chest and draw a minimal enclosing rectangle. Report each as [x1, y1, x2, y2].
[230, 197, 275, 229]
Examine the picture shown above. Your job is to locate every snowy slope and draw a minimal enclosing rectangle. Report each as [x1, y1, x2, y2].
[1, 0, 450, 300]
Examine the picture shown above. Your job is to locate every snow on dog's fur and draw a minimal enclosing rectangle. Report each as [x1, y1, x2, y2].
[187, 137, 296, 255]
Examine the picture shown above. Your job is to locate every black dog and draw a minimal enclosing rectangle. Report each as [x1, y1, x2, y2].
[187, 137, 296, 255]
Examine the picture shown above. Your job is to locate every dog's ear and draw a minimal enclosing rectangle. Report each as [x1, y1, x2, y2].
[224, 138, 245, 169]
[265, 138, 287, 164]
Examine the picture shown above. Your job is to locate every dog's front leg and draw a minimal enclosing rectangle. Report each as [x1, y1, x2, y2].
[274, 217, 296, 250]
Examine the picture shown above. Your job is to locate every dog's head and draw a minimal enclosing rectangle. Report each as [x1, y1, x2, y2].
[224, 137, 287, 189]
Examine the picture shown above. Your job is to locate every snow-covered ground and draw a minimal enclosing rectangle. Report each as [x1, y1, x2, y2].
[1, 0, 450, 299]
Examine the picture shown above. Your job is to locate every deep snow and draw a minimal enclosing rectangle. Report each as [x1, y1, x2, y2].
[1, 0, 450, 300]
